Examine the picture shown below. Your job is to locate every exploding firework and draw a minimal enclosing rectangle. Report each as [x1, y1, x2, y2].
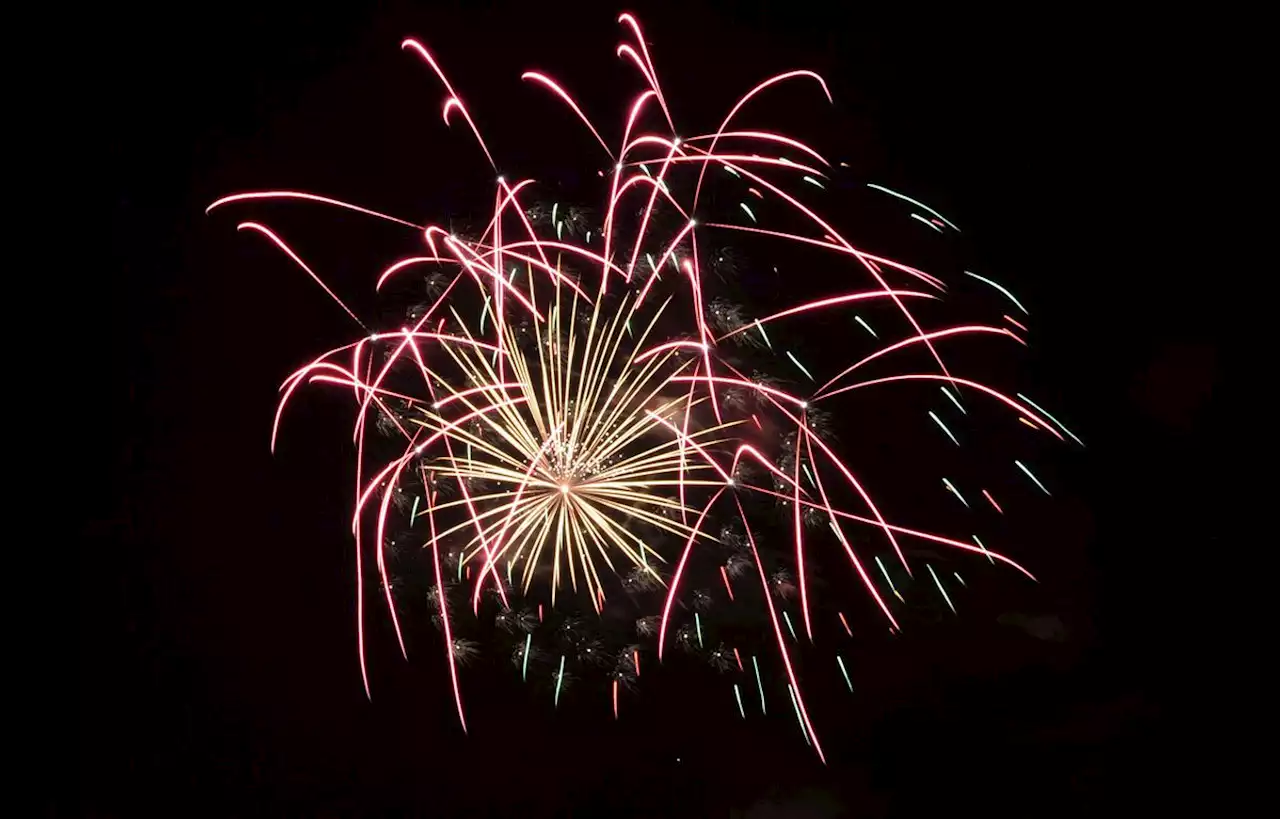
[209, 13, 1079, 760]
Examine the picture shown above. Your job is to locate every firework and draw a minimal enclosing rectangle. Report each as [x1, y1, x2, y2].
[209, 12, 1076, 761]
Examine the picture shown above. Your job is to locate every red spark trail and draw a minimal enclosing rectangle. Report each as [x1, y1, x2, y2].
[208, 191, 423, 228]
[736, 496, 826, 763]
[521, 72, 615, 159]
[792, 414, 813, 640]
[714, 291, 938, 345]
[658, 487, 727, 660]
[235, 223, 367, 329]
[815, 325, 1022, 397]
[692, 70, 832, 214]
[804, 433, 901, 630]
[402, 39, 496, 170]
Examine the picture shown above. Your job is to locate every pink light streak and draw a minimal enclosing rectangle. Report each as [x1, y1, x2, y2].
[736, 496, 825, 763]
[402, 39, 496, 170]
[207, 190, 422, 229]
[521, 72, 615, 159]
[658, 487, 727, 660]
[715, 290, 938, 345]
[235, 223, 366, 329]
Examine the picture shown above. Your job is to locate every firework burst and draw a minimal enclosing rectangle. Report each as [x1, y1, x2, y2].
[209, 12, 1078, 761]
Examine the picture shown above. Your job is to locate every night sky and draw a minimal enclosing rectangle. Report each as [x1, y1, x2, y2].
[84, 1, 1220, 815]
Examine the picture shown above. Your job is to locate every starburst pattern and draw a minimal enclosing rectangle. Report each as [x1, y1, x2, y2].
[209, 12, 1078, 760]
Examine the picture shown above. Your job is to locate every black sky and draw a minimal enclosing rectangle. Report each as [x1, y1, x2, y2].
[84, 1, 1221, 816]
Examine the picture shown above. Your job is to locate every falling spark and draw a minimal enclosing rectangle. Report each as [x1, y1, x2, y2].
[613, 679, 619, 718]
[554, 655, 566, 707]
[739, 202, 757, 222]
[854, 315, 878, 338]
[695, 612, 704, 647]
[754, 319, 772, 348]
[874, 556, 901, 599]
[752, 655, 766, 714]
[972, 534, 995, 564]
[785, 351, 815, 381]
[953, 571, 966, 587]
[837, 611, 852, 637]
[981, 489, 1004, 514]
[1016, 393, 1084, 446]
[733, 683, 746, 718]
[941, 386, 966, 414]
[787, 684, 812, 746]
[942, 477, 969, 508]
[721, 565, 735, 600]
[867, 183, 960, 230]
[733, 647, 743, 671]
[836, 655, 853, 692]
[522, 633, 532, 680]
[963, 271, 1028, 314]
[782, 611, 799, 641]
[927, 564, 955, 613]
[802, 176, 825, 189]
[1004, 314, 1028, 333]
[1015, 459, 1052, 495]
[928, 411, 960, 446]
[910, 213, 944, 233]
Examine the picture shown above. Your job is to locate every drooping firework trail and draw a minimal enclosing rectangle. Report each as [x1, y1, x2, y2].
[209, 12, 1077, 759]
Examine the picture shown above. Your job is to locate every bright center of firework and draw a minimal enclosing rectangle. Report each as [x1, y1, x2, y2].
[415, 286, 725, 603]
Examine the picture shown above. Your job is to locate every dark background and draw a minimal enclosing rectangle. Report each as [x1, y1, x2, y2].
[84, 1, 1221, 815]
